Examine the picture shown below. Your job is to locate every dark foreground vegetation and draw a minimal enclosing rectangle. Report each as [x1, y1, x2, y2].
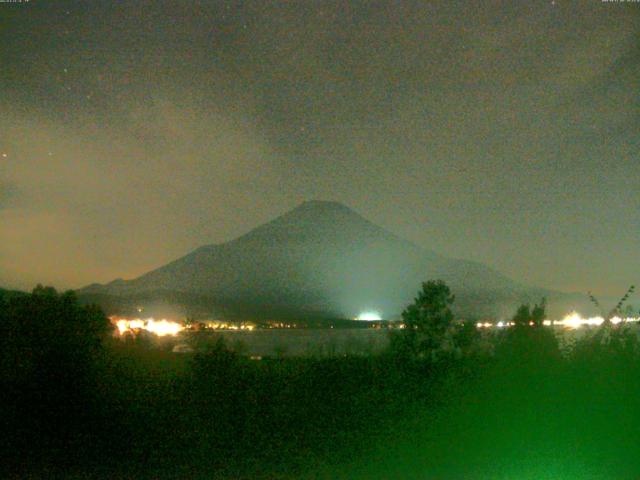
[2, 284, 640, 479]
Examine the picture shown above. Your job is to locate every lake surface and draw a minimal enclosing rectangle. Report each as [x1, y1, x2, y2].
[182, 328, 391, 357]
[170, 324, 640, 357]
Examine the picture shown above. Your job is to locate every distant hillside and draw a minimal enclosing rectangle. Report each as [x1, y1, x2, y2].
[0, 287, 27, 302]
[80, 201, 581, 319]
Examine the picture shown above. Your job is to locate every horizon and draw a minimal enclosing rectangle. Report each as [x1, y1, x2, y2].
[1, 198, 637, 304]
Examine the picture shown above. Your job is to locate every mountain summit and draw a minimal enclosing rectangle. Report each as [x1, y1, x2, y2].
[233, 200, 425, 254]
[81, 201, 553, 319]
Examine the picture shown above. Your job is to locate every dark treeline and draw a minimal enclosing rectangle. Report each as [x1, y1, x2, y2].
[2, 283, 640, 479]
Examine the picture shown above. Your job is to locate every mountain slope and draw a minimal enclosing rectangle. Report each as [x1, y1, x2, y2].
[80, 201, 560, 319]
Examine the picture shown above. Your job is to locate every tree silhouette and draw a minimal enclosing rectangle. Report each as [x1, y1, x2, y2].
[531, 298, 547, 326]
[580, 286, 638, 358]
[512, 304, 531, 327]
[0, 285, 113, 462]
[589, 285, 635, 323]
[396, 280, 455, 359]
[452, 319, 481, 358]
[511, 299, 546, 327]
[497, 299, 558, 364]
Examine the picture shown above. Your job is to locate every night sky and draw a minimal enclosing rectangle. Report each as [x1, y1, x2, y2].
[0, 1, 638, 296]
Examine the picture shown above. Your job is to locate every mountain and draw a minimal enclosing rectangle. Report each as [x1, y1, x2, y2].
[79, 200, 572, 319]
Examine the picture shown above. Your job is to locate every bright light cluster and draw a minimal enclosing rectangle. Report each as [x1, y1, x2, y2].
[476, 312, 640, 330]
[114, 317, 185, 337]
[555, 312, 640, 329]
[205, 321, 256, 331]
[356, 311, 382, 321]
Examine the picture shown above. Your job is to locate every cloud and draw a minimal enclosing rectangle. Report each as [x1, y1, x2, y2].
[0, 95, 286, 289]
[0, 1, 637, 295]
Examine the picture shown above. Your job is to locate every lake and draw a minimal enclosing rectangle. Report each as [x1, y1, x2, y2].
[177, 328, 392, 357]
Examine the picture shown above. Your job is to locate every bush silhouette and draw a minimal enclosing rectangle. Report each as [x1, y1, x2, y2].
[0, 286, 112, 467]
